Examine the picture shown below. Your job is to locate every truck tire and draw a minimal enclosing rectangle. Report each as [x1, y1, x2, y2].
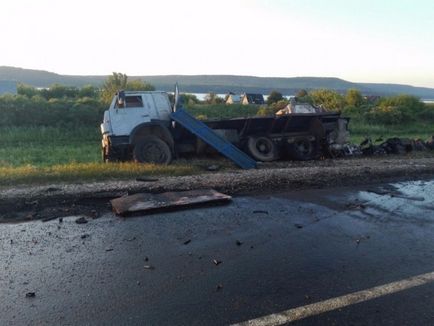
[246, 136, 278, 162]
[288, 137, 318, 161]
[133, 136, 172, 164]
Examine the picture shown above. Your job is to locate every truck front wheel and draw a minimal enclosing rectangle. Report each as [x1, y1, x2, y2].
[133, 136, 172, 164]
[246, 136, 278, 162]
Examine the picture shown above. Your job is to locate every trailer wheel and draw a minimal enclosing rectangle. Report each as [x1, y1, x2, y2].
[246, 136, 278, 162]
[288, 137, 318, 161]
[133, 136, 172, 164]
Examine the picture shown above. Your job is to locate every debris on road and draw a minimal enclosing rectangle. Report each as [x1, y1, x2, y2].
[80, 234, 90, 239]
[294, 224, 304, 229]
[345, 203, 366, 210]
[25, 292, 36, 298]
[206, 164, 221, 172]
[216, 284, 224, 291]
[110, 189, 232, 216]
[136, 177, 159, 182]
[89, 210, 98, 218]
[144, 265, 155, 270]
[183, 239, 192, 245]
[213, 259, 222, 266]
[236, 240, 243, 246]
[75, 217, 88, 224]
[105, 248, 113, 252]
[253, 210, 269, 214]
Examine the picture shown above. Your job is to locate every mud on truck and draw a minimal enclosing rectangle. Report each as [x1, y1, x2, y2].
[100, 90, 350, 168]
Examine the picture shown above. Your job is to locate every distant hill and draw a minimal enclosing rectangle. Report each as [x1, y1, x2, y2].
[1, 66, 434, 98]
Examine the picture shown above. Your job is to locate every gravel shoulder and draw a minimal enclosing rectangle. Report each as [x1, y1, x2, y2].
[1, 155, 434, 222]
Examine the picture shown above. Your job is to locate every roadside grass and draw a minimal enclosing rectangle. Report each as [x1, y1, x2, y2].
[1, 113, 434, 186]
[0, 161, 201, 186]
[349, 121, 434, 144]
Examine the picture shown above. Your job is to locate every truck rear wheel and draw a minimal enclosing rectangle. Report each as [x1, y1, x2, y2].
[133, 136, 172, 164]
[246, 136, 278, 162]
[288, 137, 318, 161]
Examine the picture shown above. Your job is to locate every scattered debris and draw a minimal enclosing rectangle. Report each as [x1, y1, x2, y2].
[25, 292, 36, 298]
[213, 259, 222, 266]
[144, 256, 149, 262]
[216, 284, 224, 291]
[183, 239, 192, 245]
[46, 187, 60, 192]
[294, 224, 304, 229]
[59, 217, 63, 223]
[345, 203, 366, 210]
[355, 235, 371, 245]
[41, 215, 59, 222]
[236, 240, 243, 246]
[80, 234, 90, 239]
[75, 217, 88, 224]
[25, 200, 39, 206]
[110, 189, 232, 216]
[144, 265, 155, 270]
[253, 210, 269, 214]
[207, 165, 221, 172]
[125, 237, 136, 242]
[105, 248, 113, 252]
[136, 177, 159, 182]
[89, 210, 98, 218]
[360, 137, 432, 156]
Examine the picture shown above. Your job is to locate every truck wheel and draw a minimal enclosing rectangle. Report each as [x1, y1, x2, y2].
[288, 137, 318, 161]
[133, 136, 172, 164]
[246, 136, 278, 162]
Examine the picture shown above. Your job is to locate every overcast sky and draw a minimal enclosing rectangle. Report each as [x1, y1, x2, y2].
[1, 0, 433, 87]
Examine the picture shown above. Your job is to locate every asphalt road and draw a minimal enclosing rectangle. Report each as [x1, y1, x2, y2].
[1, 179, 434, 325]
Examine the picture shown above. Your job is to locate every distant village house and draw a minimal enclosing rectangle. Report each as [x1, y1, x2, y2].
[241, 93, 265, 105]
[225, 92, 265, 105]
[225, 93, 241, 104]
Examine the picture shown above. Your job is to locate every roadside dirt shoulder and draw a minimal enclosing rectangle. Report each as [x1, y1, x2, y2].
[1, 156, 433, 221]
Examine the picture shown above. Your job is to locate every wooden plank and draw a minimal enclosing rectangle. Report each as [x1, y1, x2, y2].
[110, 189, 232, 216]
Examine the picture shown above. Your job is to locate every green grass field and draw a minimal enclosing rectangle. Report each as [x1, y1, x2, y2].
[1, 110, 433, 186]
[349, 121, 434, 143]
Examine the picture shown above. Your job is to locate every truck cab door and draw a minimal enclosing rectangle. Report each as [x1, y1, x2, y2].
[109, 94, 151, 136]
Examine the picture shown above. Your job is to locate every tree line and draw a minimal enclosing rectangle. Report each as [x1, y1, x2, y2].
[0, 72, 432, 127]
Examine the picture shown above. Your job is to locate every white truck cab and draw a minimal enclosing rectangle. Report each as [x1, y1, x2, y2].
[101, 91, 174, 164]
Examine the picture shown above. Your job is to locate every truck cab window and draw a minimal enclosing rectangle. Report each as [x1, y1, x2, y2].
[115, 95, 143, 108]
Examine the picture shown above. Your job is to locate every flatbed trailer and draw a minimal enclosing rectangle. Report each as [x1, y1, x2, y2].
[172, 111, 346, 163]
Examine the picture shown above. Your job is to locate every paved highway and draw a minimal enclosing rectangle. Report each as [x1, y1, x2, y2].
[1, 179, 434, 325]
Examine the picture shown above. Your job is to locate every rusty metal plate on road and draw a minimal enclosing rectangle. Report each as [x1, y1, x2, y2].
[110, 189, 232, 216]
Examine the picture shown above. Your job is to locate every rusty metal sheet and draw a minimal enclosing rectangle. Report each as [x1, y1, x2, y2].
[110, 189, 232, 216]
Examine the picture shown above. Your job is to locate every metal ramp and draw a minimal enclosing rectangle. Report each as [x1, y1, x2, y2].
[171, 109, 256, 169]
